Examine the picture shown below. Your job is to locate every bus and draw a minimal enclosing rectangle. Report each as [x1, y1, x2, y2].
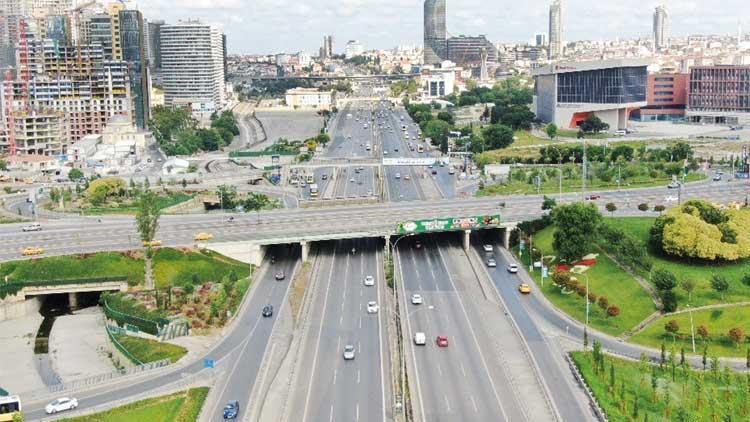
[417, 145, 424, 153]
[0, 395, 21, 422]
[309, 184, 319, 198]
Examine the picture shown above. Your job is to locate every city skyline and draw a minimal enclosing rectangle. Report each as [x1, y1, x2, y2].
[137, 0, 750, 54]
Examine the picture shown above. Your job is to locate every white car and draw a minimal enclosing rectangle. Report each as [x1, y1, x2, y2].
[367, 301, 379, 314]
[343, 345, 356, 360]
[665, 195, 678, 202]
[45, 397, 78, 414]
[414, 332, 426, 345]
[507, 264, 519, 274]
[395, 173, 401, 179]
[22, 223, 42, 232]
[411, 294, 423, 305]
[483, 244, 493, 253]
[364, 275, 375, 286]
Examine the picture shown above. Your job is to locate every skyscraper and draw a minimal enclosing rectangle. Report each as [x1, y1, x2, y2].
[321, 35, 334, 59]
[146, 20, 164, 72]
[160, 20, 226, 114]
[423, 0, 446, 65]
[548, 0, 563, 60]
[119, 9, 150, 129]
[653, 5, 668, 50]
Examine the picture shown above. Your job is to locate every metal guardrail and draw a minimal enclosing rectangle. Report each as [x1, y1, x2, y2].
[103, 300, 168, 336]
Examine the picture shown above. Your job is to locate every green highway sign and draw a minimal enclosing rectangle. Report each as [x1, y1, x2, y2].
[397, 215, 502, 235]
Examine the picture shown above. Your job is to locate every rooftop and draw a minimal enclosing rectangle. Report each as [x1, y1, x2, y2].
[533, 59, 650, 76]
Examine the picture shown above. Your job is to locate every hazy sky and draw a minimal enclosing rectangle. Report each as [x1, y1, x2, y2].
[139, 0, 750, 54]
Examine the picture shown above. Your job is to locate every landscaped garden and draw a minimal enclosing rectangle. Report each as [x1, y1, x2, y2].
[111, 333, 188, 364]
[59, 387, 208, 422]
[572, 349, 750, 422]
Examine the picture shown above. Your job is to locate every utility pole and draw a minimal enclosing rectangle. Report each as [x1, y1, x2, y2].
[582, 139, 588, 201]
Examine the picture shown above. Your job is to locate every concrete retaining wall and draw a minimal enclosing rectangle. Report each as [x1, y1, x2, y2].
[0, 294, 41, 322]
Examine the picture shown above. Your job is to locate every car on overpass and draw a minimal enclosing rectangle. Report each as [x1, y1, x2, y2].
[343, 345, 356, 360]
[518, 283, 532, 294]
[275, 271, 285, 281]
[223, 400, 240, 419]
[22, 247, 45, 256]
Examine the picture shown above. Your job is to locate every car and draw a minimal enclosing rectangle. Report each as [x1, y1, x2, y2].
[394, 148, 399, 152]
[585, 194, 601, 201]
[482, 244, 493, 253]
[436, 336, 449, 348]
[395, 173, 401, 179]
[383, 150, 388, 155]
[321, 174, 328, 180]
[349, 178, 355, 183]
[194, 232, 214, 241]
[274, 271, 285, 281]
[713, 175, 722, 181]
[486, 257, 497, 268]
[223, 400, 240, 419]
[143, 240, 162, 247]
[22, 222, 42, 232]
[518, 283, 532, 294]
[507, 264, 519, 274]
[414, 240, 422, 249]
[45, 397, 78, 414]
[665, 195, 678, 202]
[367, 301, 379, 314]
[364, 275, 375, 286]
[22, 247, 45, 256]
[414, 332, 426, 345]
[667, 181, 680, 189]
[431, 169, 437, 175]
[411, 293, 423, 305]
[404, 174, 411, 181]
[343, 345, 356, 360]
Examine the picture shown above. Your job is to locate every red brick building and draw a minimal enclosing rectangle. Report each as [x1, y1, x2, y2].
[636, 73, 689, 121]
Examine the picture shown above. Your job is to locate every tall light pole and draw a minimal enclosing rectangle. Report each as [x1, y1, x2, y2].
[582, 273, 590, 326]
[688, 304, 696, 353]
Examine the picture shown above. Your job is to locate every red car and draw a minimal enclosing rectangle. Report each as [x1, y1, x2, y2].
[436, 336, 449, 348]
[585, 194, 601, 201]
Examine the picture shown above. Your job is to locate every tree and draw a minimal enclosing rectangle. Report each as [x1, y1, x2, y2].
[552, 203, 603, 262]
[638, 203, 650, 212]
[423, 119, 452, 150]
[11, 412, 23, 422]
[541, 196, 557, 211]
[681, 279, 696, 303]
[653, 205, 666, 214]
[665, 320, 680, 341]
[217, 185, 237, 210]
[598, 296, 609, 311]
[545, 123, 558, 140]
[86, 177, 127, 206]
[580, 115, 610, 134]
[68, 168, 84, 181]
[436, 111, 455, 125]
[0, 159, 7, 171]
[661, 290, 678, 313]
[729, 327, 745, 348]
[607, 305, 621, 317]
[742, 273, 750, 287]
[697, 325, 709, 343]
[711, 274, 730, 301]
[481, 124, 515, 150]
[605, 202, 617, 216]
[652, 268, 678, 291]
[135, 190, 161, 290]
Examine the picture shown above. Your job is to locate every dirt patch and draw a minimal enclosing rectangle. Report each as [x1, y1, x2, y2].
[289, 262, 312, 327]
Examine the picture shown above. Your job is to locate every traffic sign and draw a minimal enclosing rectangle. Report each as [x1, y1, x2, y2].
[397, 215, 501, 235]
[204, 359, 215, 369]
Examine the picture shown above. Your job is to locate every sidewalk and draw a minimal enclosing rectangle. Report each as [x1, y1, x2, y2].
[0, 313, 46, 394]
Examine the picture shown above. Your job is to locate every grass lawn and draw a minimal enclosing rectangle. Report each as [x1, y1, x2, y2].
[79, 193, 194, 215]
[607, 217, 750, 309]
[557, 129, 610, 139]
[630, 306, 750, 358]
[153, 248, 252, 290]
[516, 226, 657, 337]
[571, 351, 750, 422]
[0, 252, 145, 285]
[0, 215, 23, 224]
[59, 387, 208, 422]
[512, 130, 553, 147]
[113, 333, 188, 364]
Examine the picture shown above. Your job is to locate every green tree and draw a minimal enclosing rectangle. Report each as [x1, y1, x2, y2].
[653, 268, 678, 291]
[481, 124, 515, 150]
[661, 290, 678, 313]
[541, 196, 557, 211]
[0, 159, 7, 171]
[545, 123, 558, 140]
[665, 320, 680, 342]
[135, 190, 161, 290]
[68, 168, 84, 181]
[552, 203, 603, 262]
[711, 274, 730, 301]
[638, 203, 650, 212]
[11, 412, 23, 422]
[436, 111, 455, 125]
[741, 273, 750, 287]
[580, 115, 610, 133]
[728, 327, 745, 349]
[681, 279, 696, 303]
[422, 119, 452, 150]
[605, 202, 617, 216]
[217, 185, 237, 210]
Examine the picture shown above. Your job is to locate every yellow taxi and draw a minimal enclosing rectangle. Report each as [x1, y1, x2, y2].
[194, 232, 214, 241]
[143, 240, 162, 247]
[22, 247, 45, 256]
[518, 283, 532, 294]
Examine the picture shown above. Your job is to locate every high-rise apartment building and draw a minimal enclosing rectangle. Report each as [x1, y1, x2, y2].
[146, 19, 164, 72]
[548, 0, 563, 60]
[534, 33, 547, 47]
[160, 20, 225, 114]
[653, 5, 669, 50]
[423, 0, 446, 65]
[446, 35, 497, 66]
[119, 9, 149, 129]
[320, 35, 334, 59]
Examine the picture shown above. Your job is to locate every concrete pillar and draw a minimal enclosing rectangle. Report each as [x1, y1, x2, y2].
[384, 236, 391, 251]
[463, 230, 471, 251]
[68, 292, 78, 310]
[301, 241, 310, 263]
[503, 227, 512, 250]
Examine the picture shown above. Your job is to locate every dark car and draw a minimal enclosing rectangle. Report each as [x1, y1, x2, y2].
[223, 400, 239, 419]
[262, 305, 273, 317]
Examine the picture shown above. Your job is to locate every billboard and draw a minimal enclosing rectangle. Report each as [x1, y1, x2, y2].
[397, 215, 501, 235]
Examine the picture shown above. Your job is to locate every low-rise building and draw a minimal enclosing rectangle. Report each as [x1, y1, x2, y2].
[284, 88, 334, 110]
[421, 68, 456, 99]
[687, 65, 750, 125]
[533, 59, 649, 130]
[637, 72, 689, 121]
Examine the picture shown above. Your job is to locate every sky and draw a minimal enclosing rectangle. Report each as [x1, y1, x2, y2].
[138, 0, 750, 55]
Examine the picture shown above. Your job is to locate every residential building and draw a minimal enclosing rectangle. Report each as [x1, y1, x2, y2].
[637, 73, 688, 121]
[4, 110, 66, 156]
[423, 0, 446, 65]
[446, 35, 497, 67]
[146, 19, 164, 72]
[687, 65, 750, 125]
[548, 0, 563, 60]
[119, 9, 149, 129]
[160, 20, 226, 115]
[345, 40, 364, 59]
[321, 35, 333, 59]
[285, 87, 333, 110]
[533, 59, 648, 129]
[653, 5, 669, 50]
[535, 33, 547, 47]
[44, 15, 70, 45]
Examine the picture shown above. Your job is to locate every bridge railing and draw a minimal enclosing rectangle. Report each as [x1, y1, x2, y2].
[102, 299, 169, 336]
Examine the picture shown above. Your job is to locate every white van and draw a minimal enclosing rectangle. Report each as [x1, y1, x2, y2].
[414, 332, 426, 345]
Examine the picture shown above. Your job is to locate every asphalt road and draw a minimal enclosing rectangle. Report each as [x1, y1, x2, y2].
[290, 239, 389, 422]
[21, 245, 298, 422]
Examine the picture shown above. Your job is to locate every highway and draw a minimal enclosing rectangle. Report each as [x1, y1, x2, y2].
[289, 239, 389, 422]
[20, 245, 298, 421]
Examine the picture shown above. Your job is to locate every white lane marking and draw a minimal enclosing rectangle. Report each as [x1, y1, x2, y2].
[359, 316, 362, 329]
[357, 369, 361, 384]
[437, 362, 443, 376]
[460, 362, 467, 378]
[340, 314, 343, 326]
[444, 394, 452, 412]
[356, 403, 360, 422]
[329, 404, 334, 422]
[471, 395, 479, 413]
[333, 368, 338, 385]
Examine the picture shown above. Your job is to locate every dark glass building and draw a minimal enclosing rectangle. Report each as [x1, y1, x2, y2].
[446, 35, 497, 66]
[423, 0, 446, 65]
[556, 66, 647, 104]
[119, 9, 150, 129]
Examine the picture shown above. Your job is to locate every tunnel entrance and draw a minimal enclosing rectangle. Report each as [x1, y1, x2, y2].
[33, 292, 102, 354]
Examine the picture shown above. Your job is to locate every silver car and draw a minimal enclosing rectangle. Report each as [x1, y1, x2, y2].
[343, 345, 356, 360]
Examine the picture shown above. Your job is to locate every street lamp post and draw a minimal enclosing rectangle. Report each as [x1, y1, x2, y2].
[582, 273, 590, 327]
[688, 304, 696, 353]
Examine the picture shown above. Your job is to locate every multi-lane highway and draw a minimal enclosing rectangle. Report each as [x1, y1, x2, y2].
[289, 239, 389, 422]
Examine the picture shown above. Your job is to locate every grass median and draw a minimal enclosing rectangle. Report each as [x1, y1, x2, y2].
[112, 333, 187, 364]
[59, 387, 208, 422]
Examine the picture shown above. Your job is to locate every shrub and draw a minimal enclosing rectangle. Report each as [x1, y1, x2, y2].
[652, 268, 678, 291]
[587, 292, 598, 304]
[665, 320, 680, 336]
[576, 285, 587, 297]
[728, 327, 745, 348]
[638, 203, 649, 212]
[697, 325, 709, 341]
[653, 205, 666, 214]
[598, 296, 609, 311]
[660, 290, 678, 313]
[607, 305, 621, 317]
